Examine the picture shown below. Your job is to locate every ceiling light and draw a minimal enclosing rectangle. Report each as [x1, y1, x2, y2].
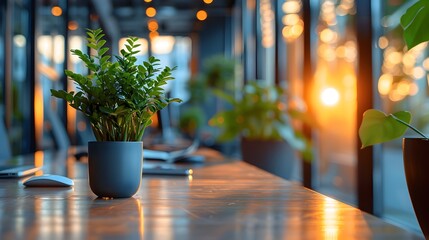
[146, 7, 157, 17]
[68, 21, 79, 31]
[196, 10, 207, 21]
[51, 6, 62, 16]
[148, 20, 159, 32]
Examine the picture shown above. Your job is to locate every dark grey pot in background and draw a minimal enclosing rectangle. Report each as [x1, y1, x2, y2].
[88, 141, 143, 198]
[240, 138, 297, 180]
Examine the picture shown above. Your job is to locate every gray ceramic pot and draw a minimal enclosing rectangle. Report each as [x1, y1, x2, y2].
[240, 138, 297, 180]
[88, 141, 143, 198]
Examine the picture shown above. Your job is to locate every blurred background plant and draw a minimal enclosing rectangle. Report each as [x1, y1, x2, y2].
[209, 80, 313, 161]
[179, 55, 237, 151]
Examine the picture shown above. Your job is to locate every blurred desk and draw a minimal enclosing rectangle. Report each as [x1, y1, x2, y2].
[0, 148, 423, 239]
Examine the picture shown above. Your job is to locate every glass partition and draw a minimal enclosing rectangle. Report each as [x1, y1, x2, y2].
[310, 0, 358, 205]
[376, 0, 427, 232]
[9, 0, 33, 154]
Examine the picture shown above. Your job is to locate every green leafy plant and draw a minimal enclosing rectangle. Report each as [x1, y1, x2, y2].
[51, 29, 181, 141]
[359, 109, 428, 148]
[209, 81, 313, 159]
[359, 0, 429, 148]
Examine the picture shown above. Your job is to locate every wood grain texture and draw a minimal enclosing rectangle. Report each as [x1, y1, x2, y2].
[0, 148, 423, 239]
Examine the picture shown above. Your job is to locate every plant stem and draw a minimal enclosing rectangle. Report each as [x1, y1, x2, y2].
[390, 114, 429, 139]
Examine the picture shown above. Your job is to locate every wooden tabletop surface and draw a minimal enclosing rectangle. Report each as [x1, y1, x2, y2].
[0, 148, 423, 239]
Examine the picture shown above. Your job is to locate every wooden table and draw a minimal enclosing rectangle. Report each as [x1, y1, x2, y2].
[0, 148, 423, 239]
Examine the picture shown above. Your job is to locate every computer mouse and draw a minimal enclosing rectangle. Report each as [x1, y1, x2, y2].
[23, 174, 74, 187]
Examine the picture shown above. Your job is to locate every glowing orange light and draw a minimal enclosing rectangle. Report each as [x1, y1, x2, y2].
[149, 31, 159, 39]
[196, 10, 208, 21]
[409, 82, 419, 96]
[34, 151, 44, 168]
[148, 20, 158, 31]
[282, 1, 301, 14]
[68, 21, 79, 31]
[320, 28, 337, 43]
[320, 87, 340, 106]
[378, 36, 389, 49]
[144, 0, 152, 2]
[282, 21, 303, 42]
[51, 6, 62, 16]
[146, 7, 157, 17]
[282, 14, 300, 26]
[204, 0, 213, 4]
[378, 74, 393, 95]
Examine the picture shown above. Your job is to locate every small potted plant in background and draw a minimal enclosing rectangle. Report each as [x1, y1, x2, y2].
[51, 29, 181, 198]
[179, 55, 236, 147]
[359, 0, 429, 237]
[210, 80, 313, 180]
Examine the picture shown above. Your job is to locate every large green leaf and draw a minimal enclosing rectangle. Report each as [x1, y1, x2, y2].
[400, 0, 429, 50]
[359, 109, 411, 148]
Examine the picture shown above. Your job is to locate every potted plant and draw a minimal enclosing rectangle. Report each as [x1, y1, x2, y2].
[209, 80, 312, 179]
[51, 29, 181, 198]
[359, 0, 429, 237]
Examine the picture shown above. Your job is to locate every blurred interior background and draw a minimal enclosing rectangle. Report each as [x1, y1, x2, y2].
[1, 0, 429, 235]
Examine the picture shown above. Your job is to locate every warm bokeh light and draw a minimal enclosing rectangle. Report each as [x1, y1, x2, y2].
[119, 37, 148, 56]
[318, 44, 336, 61]
[409, 82, 419, 96]
[320, 87, 340, 106]
[282, 22, 303, 42]
[149, 31, 159, 39]
[397, 80, 411, 96]
[402, 52, 416, 68]
[386, 51, 402, 66]
[144, 0, 152, 2]
[377, 74, 393, 95]
[151, 36, 175, 55]
[68, 21, 79, 31]
[196, 10, 208, 21]
[343, 41, 357, 62]
[321, 1, 337, 26]
[146, 7, 157, 17]
[204, 0, 213, 4]
[53, 35, 65, 64]
[320, 28, 337, 43]
[69, 36, 84, 63]
[34, 151, 44, 169]
[378, 36, 389, 49]
[282, 0, 301, 14]
[260, 0, 275, 47]
[148, 19, 158, 31]
[34, 83, 44, 150]
[282, 14, 300, 26]
[51, 6, 62, 16]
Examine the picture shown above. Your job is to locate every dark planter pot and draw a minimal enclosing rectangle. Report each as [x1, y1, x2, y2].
[88, 141, 143, 198]
[403, 138, 429, 238]
[240, 138, 297, 179]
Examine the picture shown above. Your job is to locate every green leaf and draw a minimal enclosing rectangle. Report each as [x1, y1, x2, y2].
[400, 0, 429, 50]
[359, 109, 411, 148]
